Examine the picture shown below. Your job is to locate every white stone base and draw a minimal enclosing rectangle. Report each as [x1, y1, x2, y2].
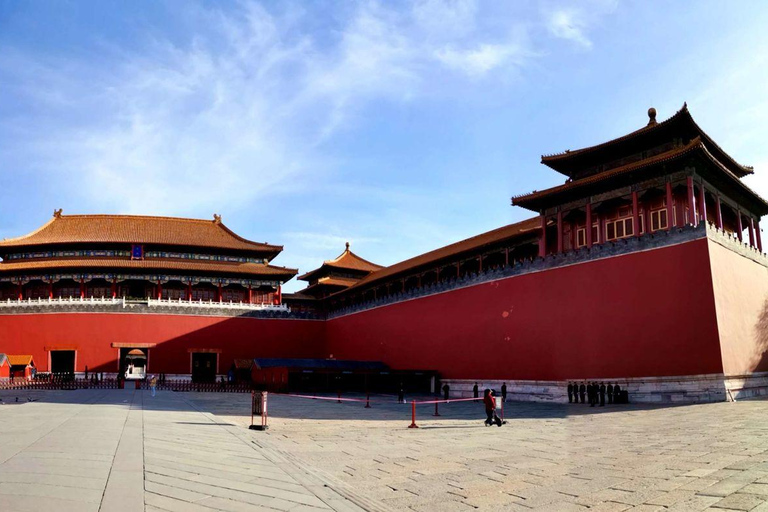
[444, 373, 768, 404]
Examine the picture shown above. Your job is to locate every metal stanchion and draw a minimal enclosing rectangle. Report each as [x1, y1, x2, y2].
[408, 401, 419, 428]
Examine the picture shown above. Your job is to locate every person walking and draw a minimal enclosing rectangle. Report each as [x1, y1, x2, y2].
[607, 382, 614, 404]
[398, 383, 405, 404]
[599, 382, 606, 407]
[473, 382, 479, 400]
[567, 382, 573, 403]
[442, 383, 450, 400]
[501, 382, 507, 403]
[483, 389, 502, 427]
[579, 381, 586, 404]
[149, 375, 157, 397]
[613, 382, 622, 404]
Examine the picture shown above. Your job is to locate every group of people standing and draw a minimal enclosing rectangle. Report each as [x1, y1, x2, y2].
[567, 381, 623, 407]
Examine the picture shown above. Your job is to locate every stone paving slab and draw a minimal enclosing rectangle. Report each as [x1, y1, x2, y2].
[0, 389, 366, 511]
[5, 389, 768, 511]
[189, 392, 768, 511]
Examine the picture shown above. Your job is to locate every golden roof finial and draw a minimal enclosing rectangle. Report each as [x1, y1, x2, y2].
[345, 241, 350, 251]
[647, 107, 657, 126]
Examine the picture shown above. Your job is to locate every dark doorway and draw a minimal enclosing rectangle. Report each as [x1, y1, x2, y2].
[192, 353, 217, 383]
[50, 350, 75, 375]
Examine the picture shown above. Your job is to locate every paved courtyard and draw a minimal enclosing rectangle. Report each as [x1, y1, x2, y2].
[3, 389, 768, 511]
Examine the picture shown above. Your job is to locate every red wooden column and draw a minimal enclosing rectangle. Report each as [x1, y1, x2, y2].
[632, 191, 640, 237]
[749, 217, 756, 248]
[80, 278, 85, 299]
[715, 195, 723, 230]
[666, 182, 674, 230]
[478, 255, 483, 272]
[737, 212, 744, 242]
[756, 220, 763, 253]
[455, 263, 460, 278]
[111, 280, 117, 299]
[187, 282, 193, 301]
[248, 284, 253, 304]
[217, 283, 223, 302]
[504, 248, 509, 266]
[699, 184, 708, 224]
[556, 210, 563, 253]
[17, 282, 22, 301]
[585, 203, 593, 248]
[686, 177, 697, 227]
[48, 282, 53, 299]
[538, 214, 547, 258]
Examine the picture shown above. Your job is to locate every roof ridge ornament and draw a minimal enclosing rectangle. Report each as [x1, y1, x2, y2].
[213, 214, 222, 224]
[647, 107, 657, 126]
[53, 209, 63, 218]
[345, 241, 350, 251]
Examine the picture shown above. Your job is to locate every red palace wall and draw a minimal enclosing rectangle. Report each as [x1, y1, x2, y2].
[0, 313, 325, 374]
[326, 239, 725, 380]
[708, 240, 768, 376]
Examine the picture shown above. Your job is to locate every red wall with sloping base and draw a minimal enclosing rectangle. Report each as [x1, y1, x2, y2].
[326, 239, 724, 380]
[708, 240, 768, 376]
[0, 313, 324, 374]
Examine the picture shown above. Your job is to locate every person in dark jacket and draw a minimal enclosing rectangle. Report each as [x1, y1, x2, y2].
[501, 382, 507, 403]
[442, 383, 450, 400]
[567, 382, 573, 403]
[483, 389, 502, 427]
[579, 382, 586, 404]
[473, 383, 479, 400]
[588, 382, 595, 407]
[613, 383, 622, 403]
[607, 382, 614, 404]
[599, 382, 606, 406]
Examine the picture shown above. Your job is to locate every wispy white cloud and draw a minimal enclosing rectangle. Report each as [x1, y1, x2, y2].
[546, 8, 592, 48]
[1, 0, 547, 217]
[0, 0, 619, 286]
[542, 1, 616, 49]
[435, 41, 529, 78]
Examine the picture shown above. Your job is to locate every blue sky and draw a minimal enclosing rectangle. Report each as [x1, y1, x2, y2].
[1, 1, 767, 291]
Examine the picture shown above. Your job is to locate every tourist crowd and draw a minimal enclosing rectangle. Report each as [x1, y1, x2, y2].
[567, 381, 627, 406]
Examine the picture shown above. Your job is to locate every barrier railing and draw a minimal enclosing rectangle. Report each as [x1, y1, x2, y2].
[0, 296, 290, 312]
[261, 392, 489, 429]
[0, 377, 255, 393]
[407, 397, 482, 428]
[148, 298, 289, 312]
[0, 377, 123, 390]
[0, 296, 124, 308]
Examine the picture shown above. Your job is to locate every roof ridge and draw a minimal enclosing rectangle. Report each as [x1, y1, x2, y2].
[541, 102, 689, 161]
[334, 216, 541, 293]
[58, 213, 221, 223]
[325, 247, 383, 269]
[0, 216, 57, 243]
[0, 213, 283, 252]
[215, 221, 282, 250]
[514, 137, 707, 204]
